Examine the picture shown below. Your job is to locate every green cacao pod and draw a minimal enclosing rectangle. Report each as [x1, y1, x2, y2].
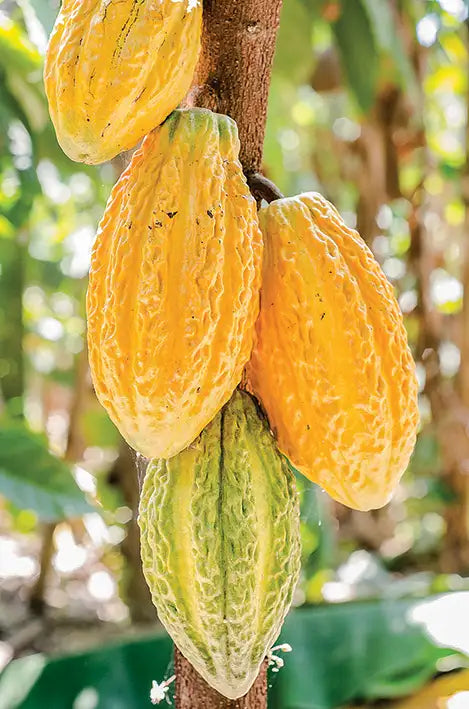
[138, 390, 301, 699]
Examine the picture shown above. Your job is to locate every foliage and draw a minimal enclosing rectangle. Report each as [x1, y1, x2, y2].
[0, 420, 93, 520]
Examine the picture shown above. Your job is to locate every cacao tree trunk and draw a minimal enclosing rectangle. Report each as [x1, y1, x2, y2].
[175, 0, 284, 705]
[175, 649, 268, 708]
[186, 0, 283, 175]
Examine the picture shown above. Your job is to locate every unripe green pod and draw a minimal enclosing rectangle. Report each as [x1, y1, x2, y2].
[138, 390, 301, 699]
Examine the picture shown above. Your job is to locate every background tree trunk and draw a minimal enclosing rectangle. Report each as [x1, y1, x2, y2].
[442, 20, 469, 571]
[107, 439, 155, 623]
[30, 349, 88, 612]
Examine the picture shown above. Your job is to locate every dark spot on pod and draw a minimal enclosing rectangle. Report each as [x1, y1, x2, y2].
[320, 313, 326, 320]
[155, 220, 163, 228]
[166, 211, 178, 219]
[207, 210, 214, 218]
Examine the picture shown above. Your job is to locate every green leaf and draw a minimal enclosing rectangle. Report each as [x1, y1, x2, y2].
[273, 597, 457, 708]
[0, 422, 95, 521]
[0, 18, 48, 135]
[0, 656, 46, 709]
[332, 0, 379, 113]
[361, 0, 419, 96]
[0, 634, 172, 709]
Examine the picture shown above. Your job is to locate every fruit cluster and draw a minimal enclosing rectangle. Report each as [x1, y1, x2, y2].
[45, 1, 419, 699]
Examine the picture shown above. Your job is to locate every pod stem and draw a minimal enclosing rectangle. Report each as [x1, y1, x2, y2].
[246, 172, 285, 204]
[175, 647, 268, 708]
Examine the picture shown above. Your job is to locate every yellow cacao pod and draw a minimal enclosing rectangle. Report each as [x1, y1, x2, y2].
[139, 390, 301, 699]
[87, 109, 262, 459]
[44, 0, 202, 164]
[247, 192, 419, 511]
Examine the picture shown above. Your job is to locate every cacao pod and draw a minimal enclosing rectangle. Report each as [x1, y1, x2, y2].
[87, 109, 262, 459]
[138, 390, 301, 699]
[247, 192, 419, 511]
[44, 0, 202, 164]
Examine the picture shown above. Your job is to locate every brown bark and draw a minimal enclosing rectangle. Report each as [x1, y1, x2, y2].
[175, 648, 268, 709]
[185, 0, 283, 174]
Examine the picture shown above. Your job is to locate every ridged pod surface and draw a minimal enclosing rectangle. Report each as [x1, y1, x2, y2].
[44, 0, 202, 163]
[87, 109, 262, 459]
[247, 192, 419, 511]
[138, 390, 301, 699]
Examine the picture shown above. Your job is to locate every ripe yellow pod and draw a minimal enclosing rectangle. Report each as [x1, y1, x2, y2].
[87, 109, 262, 459]
[247, 192, 419, 511]
[44, 0, 202, 164]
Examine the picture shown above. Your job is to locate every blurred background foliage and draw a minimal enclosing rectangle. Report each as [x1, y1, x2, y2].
[1, 0, 469, 707]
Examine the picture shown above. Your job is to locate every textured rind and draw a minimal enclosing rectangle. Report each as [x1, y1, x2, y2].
[87, 108, 263, 459]
[138, 390, 301, 699]
[247, 192, 419, 511]
[44, 0, 202, 164]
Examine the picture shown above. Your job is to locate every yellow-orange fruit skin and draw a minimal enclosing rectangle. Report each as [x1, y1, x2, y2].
[44, 0, 202, 164]
[87, 109, 262, 459]
[247, 193, 419, 511]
